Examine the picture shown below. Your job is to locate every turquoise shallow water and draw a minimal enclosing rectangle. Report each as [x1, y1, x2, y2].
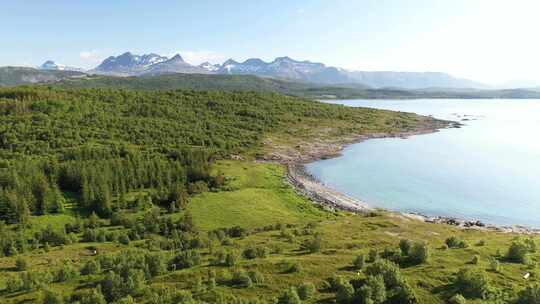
[306, 99, 540, 227]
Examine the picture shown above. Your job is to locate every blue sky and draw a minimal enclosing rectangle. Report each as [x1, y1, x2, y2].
[2, 0, 539, 84]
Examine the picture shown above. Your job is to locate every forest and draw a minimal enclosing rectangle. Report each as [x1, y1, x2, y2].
[0, 86, 538, 304]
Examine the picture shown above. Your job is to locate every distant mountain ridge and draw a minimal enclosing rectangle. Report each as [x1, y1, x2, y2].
[39, 60, 84, 72]
[85, 52, 486, 89]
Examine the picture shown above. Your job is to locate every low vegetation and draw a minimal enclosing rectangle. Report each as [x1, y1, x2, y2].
[0, 86, 538, 303]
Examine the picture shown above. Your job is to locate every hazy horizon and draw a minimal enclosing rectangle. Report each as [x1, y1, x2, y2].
[3, 0, 540, 86]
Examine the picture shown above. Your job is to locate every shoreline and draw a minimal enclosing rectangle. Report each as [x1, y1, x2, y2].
[276, 123, 540, 235]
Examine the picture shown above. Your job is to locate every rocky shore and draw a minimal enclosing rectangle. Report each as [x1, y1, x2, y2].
[280, 122, 540, 235]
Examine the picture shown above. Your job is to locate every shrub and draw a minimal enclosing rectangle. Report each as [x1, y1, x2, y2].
[448, 294, 467, 304]
[232, 270, 253, 288]
[118, 233, 130, 245]
[70, 288, 107, 304]
[507, 240, 533, 264]
[301, 233, 323, 253]
[40, 288, 64, 304]
[471, 255, 480, 265]
[365, 260, 403, 289]
[445, 237, 469, 249]
[335, 280, 355, 303]
[357, 274, 387, 304]
[368, 248, 379, 262]
[399, 239, 412, 256]
[281, 260, 301, 273]
[54, 262, 79, 282]
[409, 242, 430, 264]
[243, 246, 269, 259]
[454, 268, 491, 299]
[489, 258, 500, 272]
[247, 270, 265, 285]
[297, 282, 316, 300]
[171, 250, 201, 269]
[516, 284, 540, 304]
[278, 287, 302, 304]
[225, 252, 237, 267]
[393, 280, 417, 304]
[15, 257, 28, 271]
[81, 259, 101, 275]
[353, 254, 365, 270]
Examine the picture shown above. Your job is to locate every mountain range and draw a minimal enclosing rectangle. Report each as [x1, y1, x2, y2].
[36, 52, 489, 89]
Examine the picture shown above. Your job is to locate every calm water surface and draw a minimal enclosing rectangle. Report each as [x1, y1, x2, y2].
[306, 99, 540, 227]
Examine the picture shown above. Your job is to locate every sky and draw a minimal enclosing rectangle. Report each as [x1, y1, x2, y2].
[2, 0, 540, 85]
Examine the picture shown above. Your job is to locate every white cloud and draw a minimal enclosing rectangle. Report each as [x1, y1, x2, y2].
[171, 50, 227, 65]
[79, 50, 104, 63]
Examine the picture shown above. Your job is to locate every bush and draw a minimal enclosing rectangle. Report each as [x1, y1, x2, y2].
[225, 252, 237, 267]
[118, 233, 130, 245]
[445, 237, 469, 249]
[81, 259, 101, 275]
[243, 246, 269, 259]
[281, 260, 301, 273]
[399, 239, 412, 256]
[516, 284, 540, 304]
[231, 270, 253, 288]
[489, 258, 500, 272]
[278, 287, 302, 304]
[454, 268, 491, 299]
[70, 288, 107, 304]
[335, 280, 355, 303]
[247, 270, 265, 285]
[507, 239, 533, 264]
[368, 248, 379, 262]
[353, 254, 365, 270]
[448, 293, 466, 304]
[357, 274, 387, 304]
[171, 250, 201, 269]
[40, 289, 64, 304]
[409, 242, 430, 264]
[365, 260, 403, 289]
[54, 262, 79, 282]
[471, 255, 480, 265]
[297, 282, 316, 300]
[301, 233, 323, 253]
[15, 257, 28, 271]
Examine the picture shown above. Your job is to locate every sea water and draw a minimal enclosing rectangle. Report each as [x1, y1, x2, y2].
[306, 99, 540, 227]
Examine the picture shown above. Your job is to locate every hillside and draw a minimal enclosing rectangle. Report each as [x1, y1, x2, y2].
[58, 73, 540, 99]
[0, 86, 538, 304]
[0, 67, 86, 87]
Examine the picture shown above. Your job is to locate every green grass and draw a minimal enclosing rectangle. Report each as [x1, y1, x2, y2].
[187, 161, 328, 230]
[1, 160, 539, 303]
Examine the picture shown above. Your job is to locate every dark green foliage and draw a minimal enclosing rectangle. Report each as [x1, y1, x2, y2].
[399, 239, 412, 256]
[516, 284, 540, 304]
[408, 242, 430, 264]
[243, 246, 269, 259]
[353, 254, 365, 270]
[297, 282, 316, 300]
[336, 280, 355, 303]
[40, 288, 65, 304]
[70, 287, 107, 304]
[54, 261, 79, 282]
[171, 249, 201, 269]
[445, 237, 469, 249]
[356, 275, 387, 304]
[81, 259, 101, 275]
[454, 268, 492, 299]
[506, 239, 536, 264]
[278, 287, 302, 304]
[301, 232, 323, 253]
[232, 270, 253, 288]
